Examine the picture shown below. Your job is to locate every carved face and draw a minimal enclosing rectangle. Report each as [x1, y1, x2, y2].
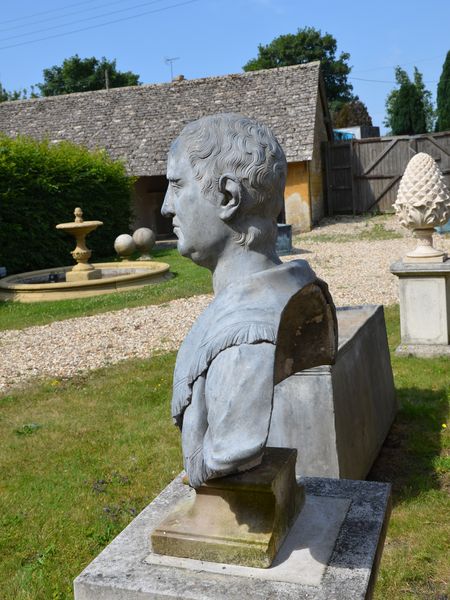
[161, 140, 229, 268]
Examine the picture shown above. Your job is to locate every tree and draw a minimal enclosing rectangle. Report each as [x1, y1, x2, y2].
[384, 67, 430, 134]
[332, 99, 373, 128]
[413, 67, 434, 132]
[0, 83, 30, 103]
[390, 82, 426, 135]
[436, 51, 450, 132]
[243, 27, 354, 111]
[37, 55, 140, 96]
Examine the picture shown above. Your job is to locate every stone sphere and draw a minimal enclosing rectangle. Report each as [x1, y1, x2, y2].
[114, 234, 136, 257]
[133, 227, 156, 253]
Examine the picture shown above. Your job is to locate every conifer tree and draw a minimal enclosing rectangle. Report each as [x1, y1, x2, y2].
[436, 51, 450, 132]
[385, 67, 429, 135]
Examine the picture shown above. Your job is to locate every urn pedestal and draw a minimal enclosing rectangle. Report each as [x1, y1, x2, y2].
[391, 260, 450, 357]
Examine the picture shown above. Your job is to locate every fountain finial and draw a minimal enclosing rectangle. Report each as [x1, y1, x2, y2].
[74, 207, 84, 223]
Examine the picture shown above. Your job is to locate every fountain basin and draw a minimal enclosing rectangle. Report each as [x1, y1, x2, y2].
[0, 261, 171, 302]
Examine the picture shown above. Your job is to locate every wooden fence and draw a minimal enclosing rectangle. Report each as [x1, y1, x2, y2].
[323, 132, 450, 214]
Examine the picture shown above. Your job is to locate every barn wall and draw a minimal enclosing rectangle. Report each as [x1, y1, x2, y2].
[309, 92, 329, 225]
[285, 161, 311, 232]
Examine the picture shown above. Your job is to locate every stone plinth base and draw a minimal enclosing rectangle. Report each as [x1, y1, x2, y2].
[395, 343, 450, 357]
[403, 253, 447, 263]
[151, 448, 304, 568]
[268, 305, 396, 479]
[66, 268, 102, 282]
[391, 260, 450, 352]
[74, 477, 391, 600]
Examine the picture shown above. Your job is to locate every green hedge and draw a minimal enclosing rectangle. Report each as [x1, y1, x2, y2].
[0, 135, 133, 274]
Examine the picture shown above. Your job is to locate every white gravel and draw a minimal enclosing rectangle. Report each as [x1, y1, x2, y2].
[1, 216, 448, 394]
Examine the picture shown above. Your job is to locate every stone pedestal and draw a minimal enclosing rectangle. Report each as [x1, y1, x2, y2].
[65, 268, 102, 282]
[74, 477, 391, 600]
[276, 224, 292, 255]
[267, 305, 397, 479]
[151, 448, 304, 568]
[390, 260, 450, 357]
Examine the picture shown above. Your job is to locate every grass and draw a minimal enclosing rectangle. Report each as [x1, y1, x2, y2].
[0, 305, 448, 599]
[0, 353, 181, 600]
[371, 305, 450, 600]
[0, 248, 212, 331]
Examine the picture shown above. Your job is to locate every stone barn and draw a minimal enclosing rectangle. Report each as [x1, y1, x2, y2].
[0, 62, 332, 234]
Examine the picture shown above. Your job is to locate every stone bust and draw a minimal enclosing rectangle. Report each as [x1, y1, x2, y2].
[162, 113, 337, 488]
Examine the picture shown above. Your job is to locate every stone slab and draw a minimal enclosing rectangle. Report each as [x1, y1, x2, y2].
[151, 448, 304, 567]
[267, 305, 397, 479]
[390, 259, 450, 275]
[74, 477, 391, 600]
[395, 343, 450, 357]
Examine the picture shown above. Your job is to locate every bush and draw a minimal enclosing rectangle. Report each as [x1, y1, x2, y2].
[0, 136, 133, 274]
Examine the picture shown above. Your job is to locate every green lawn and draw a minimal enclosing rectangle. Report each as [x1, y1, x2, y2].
[372, 306, 450, 600]
[0, 305, 448, 599]
[0, 353, 181, 600]
[0, 248, 212, 331]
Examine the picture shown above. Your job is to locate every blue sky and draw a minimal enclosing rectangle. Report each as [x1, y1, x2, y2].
[1, 0, 449, 132]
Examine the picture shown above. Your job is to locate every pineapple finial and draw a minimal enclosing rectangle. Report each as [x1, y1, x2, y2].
[394, 152, 450, 262]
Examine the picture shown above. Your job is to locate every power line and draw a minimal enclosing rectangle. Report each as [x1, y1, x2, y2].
[1, 0, 106, 26]
[351, 55, 444, 75]
[0, 0, 169, 43]
[0, 0, 130, 34]
[0, 0, 199, 51]
[349, 76, 440, 84]
[350, 77, 401, 84]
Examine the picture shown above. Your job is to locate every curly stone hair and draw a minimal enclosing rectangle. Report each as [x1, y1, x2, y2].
[173, 113, 287, 251]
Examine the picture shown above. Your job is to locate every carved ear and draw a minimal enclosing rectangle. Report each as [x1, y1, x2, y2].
[218, 174, 241, 222]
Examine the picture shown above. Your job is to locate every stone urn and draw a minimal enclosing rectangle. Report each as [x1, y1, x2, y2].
[393, 152, 450, 262]
[56, 207, 103, 281]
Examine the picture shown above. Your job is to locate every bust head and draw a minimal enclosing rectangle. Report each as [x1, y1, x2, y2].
[162, 113, 287, 267]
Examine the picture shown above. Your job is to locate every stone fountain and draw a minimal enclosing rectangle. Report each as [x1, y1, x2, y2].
[0, 208, 171, 302]
[56, 207, 103, 281]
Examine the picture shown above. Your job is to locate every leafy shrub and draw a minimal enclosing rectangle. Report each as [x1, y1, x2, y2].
[0, 135, 133, 274]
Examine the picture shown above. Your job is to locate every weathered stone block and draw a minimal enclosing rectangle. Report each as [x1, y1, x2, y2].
[267, 305, 396, 479]
[151, 448, 303, 568]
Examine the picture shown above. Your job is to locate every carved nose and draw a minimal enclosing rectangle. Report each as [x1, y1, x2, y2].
[161, 191, 174, 218]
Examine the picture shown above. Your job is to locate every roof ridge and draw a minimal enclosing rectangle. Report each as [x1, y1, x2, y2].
[0, 61, 321, 106]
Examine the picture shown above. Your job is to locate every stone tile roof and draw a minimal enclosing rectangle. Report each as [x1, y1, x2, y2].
[0, 62, 327, 176]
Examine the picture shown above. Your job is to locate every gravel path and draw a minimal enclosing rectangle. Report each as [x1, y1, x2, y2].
[1, 216, 448, 394]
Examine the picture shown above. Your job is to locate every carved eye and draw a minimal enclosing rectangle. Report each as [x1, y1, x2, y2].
[169, 180, 182, 196]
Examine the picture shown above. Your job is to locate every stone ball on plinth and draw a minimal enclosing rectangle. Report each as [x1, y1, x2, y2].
[133, 227, 156, 255]
[114, 234, 136, 258]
